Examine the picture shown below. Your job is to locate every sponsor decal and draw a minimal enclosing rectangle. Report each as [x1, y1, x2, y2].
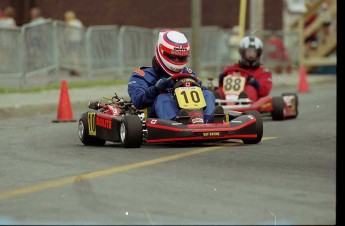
[88, 112, 97, 136]
[179, 78, 195, 84]
[150, 119, 157, 124]
[128, 81, 136, 85]
[260, 102, 271, 109]
[283, 96, 294, 107]
[108, 106, 118, 115]
[171, 47, 189, 56]
[96, 116, 112, 129]
[191, 118, 204, 124]
[203, 132, 220, 136]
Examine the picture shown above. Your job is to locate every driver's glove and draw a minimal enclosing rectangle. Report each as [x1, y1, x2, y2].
[147, 78, 170, 97]
[246, 74, 260, 89]
[155, 78, 170, 90]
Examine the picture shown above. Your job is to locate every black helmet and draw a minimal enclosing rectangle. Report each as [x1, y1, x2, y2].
[238, 36, 263, 69]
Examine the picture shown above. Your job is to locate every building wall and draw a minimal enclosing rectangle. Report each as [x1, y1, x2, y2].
[3, 0, 282, 30]
[264, 0, 283, 29]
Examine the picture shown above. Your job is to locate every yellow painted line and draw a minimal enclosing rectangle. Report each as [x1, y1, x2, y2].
[0, 137, 277, 201]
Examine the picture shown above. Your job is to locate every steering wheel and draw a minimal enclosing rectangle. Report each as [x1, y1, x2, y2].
[167, 73, 199, 82]
[166, 73, 201, 89]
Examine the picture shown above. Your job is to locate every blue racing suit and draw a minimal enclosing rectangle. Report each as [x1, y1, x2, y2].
[128, 66, 215, 121]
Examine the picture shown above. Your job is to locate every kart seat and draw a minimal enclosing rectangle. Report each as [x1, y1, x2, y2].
[210, 105, 225, 123]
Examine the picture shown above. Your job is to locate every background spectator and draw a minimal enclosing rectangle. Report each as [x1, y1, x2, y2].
[0, 6, 16, 28]
[64, 10, 84, 76]
[28, 7, 46, 25]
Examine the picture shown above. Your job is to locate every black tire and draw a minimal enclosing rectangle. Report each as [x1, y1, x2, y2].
[271, 96, 285, 121]
[242, 110, 263, 144]
[282, 92, 299, 119]
[78, 113, 106, 146]
[119, 115, 143, 148]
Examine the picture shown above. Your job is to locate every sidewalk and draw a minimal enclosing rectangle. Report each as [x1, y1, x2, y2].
[0, 73, 336, 119]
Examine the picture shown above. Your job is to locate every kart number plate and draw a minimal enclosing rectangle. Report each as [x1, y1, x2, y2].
[88, 112, 97, 136]
[222, 75, 245, 96]
[175, 86, 206, 109]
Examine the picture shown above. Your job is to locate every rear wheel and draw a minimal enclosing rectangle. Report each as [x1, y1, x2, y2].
[119, 115, 143, 148]
[271, 96, 285, 121]
[78, 113, 106, 146]
[242, 110, 263, 144]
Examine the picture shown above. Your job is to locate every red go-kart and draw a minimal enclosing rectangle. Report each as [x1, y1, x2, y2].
[78, 73, 264, 148]
[209, 67, 298, 121]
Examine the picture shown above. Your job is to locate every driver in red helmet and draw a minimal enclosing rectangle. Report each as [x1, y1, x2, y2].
[217, 35, 273, 102]
[128, 29, 223, 123]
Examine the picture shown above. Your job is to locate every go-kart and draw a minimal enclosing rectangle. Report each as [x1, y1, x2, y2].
[78, 73, 264, 148]
[208, 67, 298, 121]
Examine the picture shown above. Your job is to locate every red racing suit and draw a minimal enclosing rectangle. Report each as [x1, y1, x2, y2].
[218, 63, 273, 102]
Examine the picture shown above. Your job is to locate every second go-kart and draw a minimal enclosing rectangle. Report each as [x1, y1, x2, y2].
[209, 67, 298, 121]
[78, 73, 264, 148]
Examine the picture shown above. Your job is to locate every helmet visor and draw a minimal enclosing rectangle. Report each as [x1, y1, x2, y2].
[244, 48, 258, 61]
[163, 52, 188, 63]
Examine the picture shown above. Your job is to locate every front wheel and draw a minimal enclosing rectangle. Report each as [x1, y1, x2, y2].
[119, 115, 143, 148]
[242, 110, 263, 144]
[78, 113, 106, 146]
[271, 96, 285, 121]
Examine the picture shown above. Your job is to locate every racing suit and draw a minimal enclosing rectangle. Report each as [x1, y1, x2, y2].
[218, 63, 272, 101]
[128, 67, 216, 121]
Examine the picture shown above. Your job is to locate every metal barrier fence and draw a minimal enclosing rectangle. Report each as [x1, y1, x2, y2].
[54, 20, 86, 74]
[118, 26, 155, 74]
[85, 25, 120, 77]
[22, 20, 56, 77]
[0, 21, 299, 89]
[0, 27, 22, 77]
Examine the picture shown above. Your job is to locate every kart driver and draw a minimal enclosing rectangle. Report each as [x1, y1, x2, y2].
[217, 35, 273, 102]
[128, 29, 223, 123]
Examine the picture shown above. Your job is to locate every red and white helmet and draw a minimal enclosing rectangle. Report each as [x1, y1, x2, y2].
[155, 30, 190, 76]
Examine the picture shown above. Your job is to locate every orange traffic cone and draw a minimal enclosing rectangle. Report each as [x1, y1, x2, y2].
[52, 80, 76, 122]
[298, 66, 310, 93]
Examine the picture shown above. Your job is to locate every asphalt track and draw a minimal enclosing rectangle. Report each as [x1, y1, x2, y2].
[0, 82, 337, 225]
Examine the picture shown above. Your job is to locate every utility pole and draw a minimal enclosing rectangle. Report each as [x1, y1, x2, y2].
[238, 0, 247, 40]
[191, 0, 201, 75]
